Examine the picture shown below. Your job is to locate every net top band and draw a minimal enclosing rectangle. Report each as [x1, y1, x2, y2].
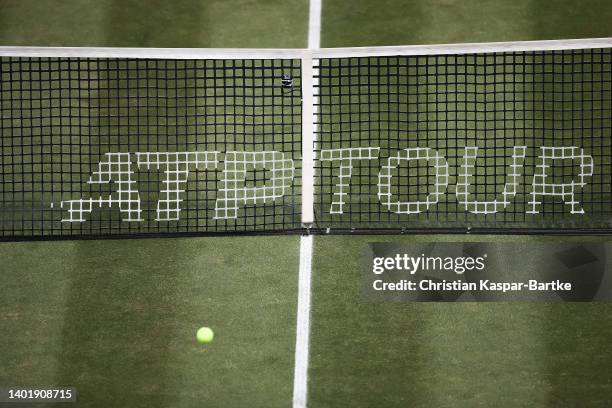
[0, 37, 611, 59]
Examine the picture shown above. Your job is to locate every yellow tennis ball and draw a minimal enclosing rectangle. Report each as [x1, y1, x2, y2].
[196, 327, 214, 344]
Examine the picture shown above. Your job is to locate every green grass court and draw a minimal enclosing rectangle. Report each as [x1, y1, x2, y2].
[1, 1, 612, 407]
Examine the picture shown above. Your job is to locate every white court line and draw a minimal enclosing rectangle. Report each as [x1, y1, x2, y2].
[293, 0, 321, 407]
[293, 234, 314, 408]
[308, 0, 322, 51]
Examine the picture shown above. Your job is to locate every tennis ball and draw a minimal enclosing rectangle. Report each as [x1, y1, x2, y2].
[196, 327, 214, 344]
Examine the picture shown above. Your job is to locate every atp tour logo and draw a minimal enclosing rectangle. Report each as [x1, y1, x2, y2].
[58, 146, 594, 222]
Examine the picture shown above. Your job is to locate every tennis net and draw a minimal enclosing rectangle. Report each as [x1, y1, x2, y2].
[0, 51, 303, 238]
[1, 39, 611, 239]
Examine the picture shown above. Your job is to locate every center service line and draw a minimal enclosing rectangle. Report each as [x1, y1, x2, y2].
[293, 0, 321, 407]
[293, 234, 313, 408]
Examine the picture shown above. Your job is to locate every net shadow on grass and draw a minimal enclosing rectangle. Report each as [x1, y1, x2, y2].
[308, 238, 430, 407]
[55, 240, 182, 408]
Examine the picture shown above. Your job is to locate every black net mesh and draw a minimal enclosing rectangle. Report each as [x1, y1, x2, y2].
[1, 47, 612, 240]
[314, 49, 612, 232]
[0, 57, 303, 239]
